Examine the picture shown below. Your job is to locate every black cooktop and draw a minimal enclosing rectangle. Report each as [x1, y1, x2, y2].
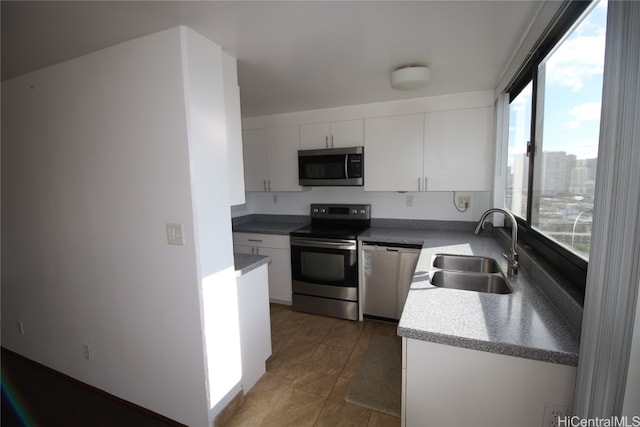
[290, 203, 371, 240]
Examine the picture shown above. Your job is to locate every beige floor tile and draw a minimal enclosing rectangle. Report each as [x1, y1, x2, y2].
[261, 387, 326, 427]
[291, 367, 341, 398]
[224, 306, 403, 427]
[224, 398, 270, 427]
[291, 344, 351, 397]
[244, 371, 292, 409]
[340, 334, 371, 379]
[324, 320, 365, 349]
[266, 341, 319, 379]
[313, 399, 372, 427]
[313, 377, 373, 426]
[367, 411, 401, 427]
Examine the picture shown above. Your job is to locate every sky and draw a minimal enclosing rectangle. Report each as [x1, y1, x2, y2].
[508, 0, 607, 161]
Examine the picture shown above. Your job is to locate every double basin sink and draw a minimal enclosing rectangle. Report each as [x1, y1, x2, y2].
[429, 254, 512, 294]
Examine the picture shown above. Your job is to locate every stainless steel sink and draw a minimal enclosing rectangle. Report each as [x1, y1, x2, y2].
[430, 270, 512, 294]
[432, 254, 501, 273]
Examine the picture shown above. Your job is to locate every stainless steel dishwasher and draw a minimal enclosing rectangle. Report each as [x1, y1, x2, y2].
[361, 241, 422, 320]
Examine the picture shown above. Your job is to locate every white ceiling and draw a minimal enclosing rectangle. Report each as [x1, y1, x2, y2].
[1, 1, 547, 117]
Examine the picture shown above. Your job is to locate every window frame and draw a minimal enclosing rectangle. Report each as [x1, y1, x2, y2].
[504, 0, 598, 294]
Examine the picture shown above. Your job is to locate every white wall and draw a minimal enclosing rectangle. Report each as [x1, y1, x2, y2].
[235, 188, 490, 221]
[1, 27, 236, 426]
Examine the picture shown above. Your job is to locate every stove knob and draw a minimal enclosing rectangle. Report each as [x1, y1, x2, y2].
[352, 209, 358, 214]
[312, 208, 319, 213]
[359, 209, 367, 214]
[320, 208, 326, 213]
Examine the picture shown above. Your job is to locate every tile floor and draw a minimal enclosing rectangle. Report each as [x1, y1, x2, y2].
[224, 304, 402, 427]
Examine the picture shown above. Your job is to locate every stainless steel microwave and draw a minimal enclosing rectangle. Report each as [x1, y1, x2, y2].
[298, 146, 364, 186]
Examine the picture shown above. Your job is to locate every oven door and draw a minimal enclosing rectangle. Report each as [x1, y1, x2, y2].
[290, 237, 358, 301]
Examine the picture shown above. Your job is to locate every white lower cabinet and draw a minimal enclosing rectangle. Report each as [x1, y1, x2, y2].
[236, 263, 272, 393]
[403, 338, 576, 427]
[233, 233, 292, 304]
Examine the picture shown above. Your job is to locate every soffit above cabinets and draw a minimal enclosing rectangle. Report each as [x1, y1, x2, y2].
[2, 1, 549, 117]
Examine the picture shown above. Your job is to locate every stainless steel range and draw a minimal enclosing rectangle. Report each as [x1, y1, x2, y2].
[290, 204, 371, 321]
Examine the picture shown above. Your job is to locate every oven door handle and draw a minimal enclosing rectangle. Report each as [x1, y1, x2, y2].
[291, 237, 357, 250]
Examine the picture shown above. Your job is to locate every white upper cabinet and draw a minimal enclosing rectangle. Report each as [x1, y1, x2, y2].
[423, 107, 494, 191]
[222, 51, 246, 206]
[300, 119, 363, 149]
[224, 80, 246, 205]
[242, 125, 302, 192]
[364, 114, 424, 192]
[266, 126, 302, 191]
[242, 129, 270, 192]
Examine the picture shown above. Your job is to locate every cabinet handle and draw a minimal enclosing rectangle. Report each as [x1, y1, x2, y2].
[267, 179, 271, 192]
[256, 247, 260, 255]
[263, 179, 267, 192]
[325, 135, 329, 148]
[248, 239, 263, 243]
[418, 177, 421, 192]
[424, 177, 427, 191]
[331, 135, 334, 148]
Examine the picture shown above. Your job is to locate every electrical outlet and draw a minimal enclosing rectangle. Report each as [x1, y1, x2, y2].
[457, 196, 471, 209]
[542, 402, 568, 427]
[166, 223, 184, 245]
[406, 195, 414, 207]
[83, 344, 92, 361]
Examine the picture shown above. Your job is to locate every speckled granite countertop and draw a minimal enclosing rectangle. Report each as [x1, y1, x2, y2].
[232, 215, 308, 235]
[359, 228, 580, 366]
[233, 253, 270, 276]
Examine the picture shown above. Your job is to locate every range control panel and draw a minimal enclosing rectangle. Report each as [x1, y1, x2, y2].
[310, 204, 371, 220]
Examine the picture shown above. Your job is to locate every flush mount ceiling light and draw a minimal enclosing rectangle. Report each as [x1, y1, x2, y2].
[390, 65, 431, 90]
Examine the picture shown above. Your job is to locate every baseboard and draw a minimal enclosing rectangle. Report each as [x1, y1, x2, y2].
[213, 390, 244, 427]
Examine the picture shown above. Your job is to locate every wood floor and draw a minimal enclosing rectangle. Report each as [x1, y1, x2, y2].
[223, 303, 401, 427]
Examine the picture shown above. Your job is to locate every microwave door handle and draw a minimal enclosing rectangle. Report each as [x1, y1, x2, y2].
[344, 155, 349, 179]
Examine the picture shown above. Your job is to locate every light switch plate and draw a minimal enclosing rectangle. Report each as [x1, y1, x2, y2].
[166, 223, 184, 245]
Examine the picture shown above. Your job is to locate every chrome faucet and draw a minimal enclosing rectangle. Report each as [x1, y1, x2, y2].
[474, 208, 519, 276]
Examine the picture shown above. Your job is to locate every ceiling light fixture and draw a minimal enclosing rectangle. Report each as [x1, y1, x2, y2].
[390, 65, 431, 90]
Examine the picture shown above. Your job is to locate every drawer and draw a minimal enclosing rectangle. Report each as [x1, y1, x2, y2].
[233, 232, 290, 250]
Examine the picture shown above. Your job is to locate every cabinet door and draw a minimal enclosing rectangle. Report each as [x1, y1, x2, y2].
[259, 247, 292, 304]
[364, 114, 424, 192]
[224, 80, 246, 205]
[300, 120, 363, 149]
[300, 122, 331, 150]
[424, 107, 494, 191]
[242, 129, 269, 192]
[236, 264, 271, 392]
[330, 119, 363, 148]
[265, 125, 302, 192]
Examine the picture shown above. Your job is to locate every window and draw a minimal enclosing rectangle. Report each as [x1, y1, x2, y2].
[505, 0, 607, 292]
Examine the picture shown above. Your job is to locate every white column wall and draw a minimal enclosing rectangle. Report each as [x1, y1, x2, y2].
[0, 27, 238, 426]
